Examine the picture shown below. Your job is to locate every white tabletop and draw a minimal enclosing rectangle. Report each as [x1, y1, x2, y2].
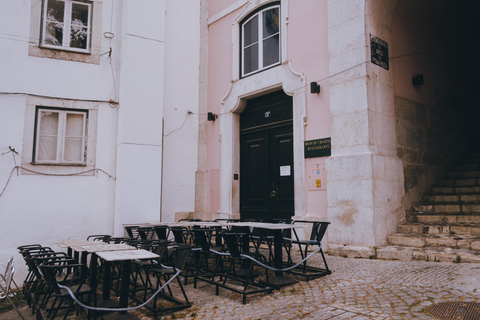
[54, 239, 106, 248]
[96, 249, 159, 262]
[220, 222, 308, 229]
[76, 244, 135, 253]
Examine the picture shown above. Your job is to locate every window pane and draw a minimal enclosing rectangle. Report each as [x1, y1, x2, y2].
[65, 113, 84, 137]
[71, 3, 89, 26]
[64, 137, 83, 161]
[70, 25, 88, 49]
[263, 8, 279, 38]
[46, 0, 65, 23]
[38, 111, 59, 161]
[243, 16, 258, 47]
[244, 44, 259, 74]
[263, 35, 279, 67]
[64, 113, 84, 162]
[38, 136, 58, 161]
[45, 22, 64, 46]
[39, 111, 59, 135]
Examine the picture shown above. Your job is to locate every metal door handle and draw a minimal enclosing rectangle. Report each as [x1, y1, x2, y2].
[270, 190, 276, 197]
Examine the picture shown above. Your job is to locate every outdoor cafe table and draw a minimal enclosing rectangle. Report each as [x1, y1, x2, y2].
[95, 249, 159, 314]
[220, 222, 308, 287]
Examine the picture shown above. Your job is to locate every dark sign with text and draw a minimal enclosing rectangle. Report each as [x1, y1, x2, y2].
[371, 36, 389, 70]
[304, 138, 331, 158]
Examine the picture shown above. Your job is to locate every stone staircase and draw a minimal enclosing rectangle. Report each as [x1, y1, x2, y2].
[378, 152, 480, 262]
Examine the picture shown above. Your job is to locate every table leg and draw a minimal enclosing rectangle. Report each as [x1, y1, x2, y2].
[267, 229, 296, 287]
[102, 260, 111, 301]
[119, 260, 131, 314]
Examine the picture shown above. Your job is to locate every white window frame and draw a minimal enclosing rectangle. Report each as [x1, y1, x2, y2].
[41, 0, 92, 53]
[241, 4, 281, 78]
[34, 108, 88, 165]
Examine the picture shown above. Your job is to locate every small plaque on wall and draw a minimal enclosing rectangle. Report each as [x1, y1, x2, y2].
[304, 138, 331, 158]
[371, 36, 389, 70]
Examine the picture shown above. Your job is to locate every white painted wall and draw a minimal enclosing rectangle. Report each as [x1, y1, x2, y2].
[160, 0, 201, 222]
[113, 0, 166, 234]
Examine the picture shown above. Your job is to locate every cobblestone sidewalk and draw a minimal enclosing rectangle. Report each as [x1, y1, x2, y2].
[4, 254, 480, 319]
[156, 255, 480, 320]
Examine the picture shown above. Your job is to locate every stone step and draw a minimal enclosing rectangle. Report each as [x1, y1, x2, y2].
[455, 164, 480, 171]
[376, 246, 480, 262]
[398, 223, 480, 236]
[387, 233, 480, 250]
[432, 186, 480, 194]
[437, 178, 480, 187]
[423, 194, 480, 203]
[447, 171, 480, 179]
[410, 213, 480, 224]
[413, 203, 480, 213]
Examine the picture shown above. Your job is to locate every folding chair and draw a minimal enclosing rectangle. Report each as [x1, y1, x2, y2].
[0, 257, 25, 320]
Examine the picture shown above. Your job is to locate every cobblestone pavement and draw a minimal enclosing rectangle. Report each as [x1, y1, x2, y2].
[154, 254, 480, 320]
[4, 254, 480, 319]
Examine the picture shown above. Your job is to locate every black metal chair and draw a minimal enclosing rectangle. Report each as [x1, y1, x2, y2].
[146, 244, 193, 318]
[283, 220, 331, 280]
[40, 260, 94, 320]
[131, 240, 170, 301]
[197, 232, 272, 304]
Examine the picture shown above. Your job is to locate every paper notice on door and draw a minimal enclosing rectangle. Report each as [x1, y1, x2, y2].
[280, 166, 291, 176]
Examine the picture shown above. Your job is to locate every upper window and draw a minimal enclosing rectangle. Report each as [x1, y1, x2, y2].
[241, 5, 280, 77]
[41, 0, 92, 52]
[34, 108, 87, 165]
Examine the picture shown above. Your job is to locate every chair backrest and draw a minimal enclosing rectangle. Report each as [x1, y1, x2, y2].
[87, 235, 111, 242]
[311, 221, 330, 242]
[40, 261, 88, 295]
[171, 244, 193, 271]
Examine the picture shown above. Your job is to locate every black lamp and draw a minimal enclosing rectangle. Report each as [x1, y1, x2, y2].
[310, 82, 320, 94]
[412, 74, 424, 86]
[207, 112, 217, 121]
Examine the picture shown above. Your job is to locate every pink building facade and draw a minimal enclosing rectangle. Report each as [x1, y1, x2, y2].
[190, 0, 479, 255]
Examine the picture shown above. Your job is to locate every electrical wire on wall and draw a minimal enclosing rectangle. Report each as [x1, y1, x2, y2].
[0, 146, 115, 200]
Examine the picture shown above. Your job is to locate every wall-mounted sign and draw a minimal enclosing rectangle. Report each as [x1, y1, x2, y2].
[371, 36, 389, 70]
[280, 165, 291, 176]
[307, 163, 326, 191]
[304, 138, 331, 158]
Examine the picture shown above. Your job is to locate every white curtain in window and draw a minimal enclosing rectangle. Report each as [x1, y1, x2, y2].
[64, 113, 84, 161]
[37, 111, 59, 161]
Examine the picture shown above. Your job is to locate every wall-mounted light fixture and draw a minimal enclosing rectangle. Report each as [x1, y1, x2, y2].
[207, 112, 217, 121]
[310, 82, 320, 94]
[412, 74, 424, 87]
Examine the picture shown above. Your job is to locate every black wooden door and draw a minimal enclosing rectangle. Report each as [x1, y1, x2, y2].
[240, 91, 294, 221]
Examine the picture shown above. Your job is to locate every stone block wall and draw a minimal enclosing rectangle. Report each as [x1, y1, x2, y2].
[395, 95, 463, 211]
